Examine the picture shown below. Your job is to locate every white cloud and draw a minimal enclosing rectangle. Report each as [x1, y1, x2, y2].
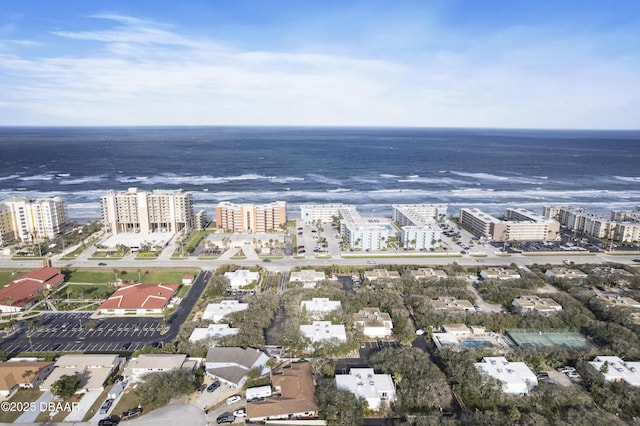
[0, 13, 638, 128]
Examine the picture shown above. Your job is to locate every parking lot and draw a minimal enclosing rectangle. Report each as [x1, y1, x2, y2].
[1, 312, 165, 354]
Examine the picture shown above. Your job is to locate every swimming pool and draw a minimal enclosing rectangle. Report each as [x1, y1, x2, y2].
[461, 339, 492, 348]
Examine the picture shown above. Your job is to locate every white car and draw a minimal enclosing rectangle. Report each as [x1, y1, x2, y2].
[226, 395, 242, 405]
[233, 408, 246, 417]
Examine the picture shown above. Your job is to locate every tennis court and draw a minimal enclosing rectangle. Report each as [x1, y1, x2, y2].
[505, 329, 591, 350]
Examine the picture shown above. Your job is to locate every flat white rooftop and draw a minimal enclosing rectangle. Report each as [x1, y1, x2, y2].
[102, 232, 173, 249]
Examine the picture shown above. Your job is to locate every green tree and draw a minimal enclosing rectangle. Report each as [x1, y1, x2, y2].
[51, 374, 81, 398]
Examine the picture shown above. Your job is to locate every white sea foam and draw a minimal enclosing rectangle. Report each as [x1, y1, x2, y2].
[306, 174, 343, 186]
[59, 175, 107, 185]
[613, 176, 640, 183]
[18, 173, 55, 181]
[0, 174, 21, 181]
[379, 174, 400, 178]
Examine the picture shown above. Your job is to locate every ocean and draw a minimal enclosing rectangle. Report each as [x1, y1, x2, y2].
[0, 126, 639, 221]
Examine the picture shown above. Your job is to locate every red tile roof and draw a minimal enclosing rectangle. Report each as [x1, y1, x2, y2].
[98, 283, 179, 311]
[0, 268, 64, 308]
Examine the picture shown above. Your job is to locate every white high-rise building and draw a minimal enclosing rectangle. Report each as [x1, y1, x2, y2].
[1, 196, 68, 242]
[101, 188, 193, 235]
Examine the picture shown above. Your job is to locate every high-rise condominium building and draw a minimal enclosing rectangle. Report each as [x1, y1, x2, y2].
[0, 197, 68, 243]
[101, 188, 193, 235]
[215, 201, 286, 233]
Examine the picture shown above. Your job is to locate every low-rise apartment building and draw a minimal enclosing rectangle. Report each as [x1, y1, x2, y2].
[512, 295, 563, 313]
[460, 207, 559, 241]
[588, 356, 640, 386]
[364, 269, 401, 281]
[545, 267, 588, 280]
[431, 297, 475, 312]
[299, 321, 347, 346]
[594, 294, 640, 309]
[474, 357, 538, 395]
[300, 298, 341, 319]
[411, 268, 448, 280]
[335, 368, 396, 410]
[480, 268, 521, 281]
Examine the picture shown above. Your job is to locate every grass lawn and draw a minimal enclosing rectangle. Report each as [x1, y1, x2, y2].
[56, 283, 115, 299]
[111, 387, 143, 418]
[0, 388, 43, 423]
[65, 269, 199, 284]
[0, 269, 29, 287]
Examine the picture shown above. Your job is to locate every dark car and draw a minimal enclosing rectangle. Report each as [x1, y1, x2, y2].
[207, 380, 221, 392]
[121, 407, 142, 420]
[99, 398, 114, 414]
[196, 383, 207, 393]
[98, 262, 107, 266]
[98, 415, 121, 426]
[263, 258, 271, 262]
[216, 413, 235, 424]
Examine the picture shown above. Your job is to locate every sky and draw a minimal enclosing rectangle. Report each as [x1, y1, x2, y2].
[0, 0, 639, 129]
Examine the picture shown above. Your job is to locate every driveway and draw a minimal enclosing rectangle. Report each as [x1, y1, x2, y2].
[63, 389, 102, 422]
[14, 390, 53, 423]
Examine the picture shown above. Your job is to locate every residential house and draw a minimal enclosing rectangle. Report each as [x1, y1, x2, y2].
[290, 270, 326, 288]
[335, 368, 396, 410]
[224, 270, 259, 289]
[353, 308, 393, 338]
[246, 362, 319, 422]
[204, 347, 270, 388]
[40, 354, 123, 394]
[124, 354, 198, 382]
[0, 361, 54, 397]
[202, 300, 248, 322]
[188, 324, 239, 343]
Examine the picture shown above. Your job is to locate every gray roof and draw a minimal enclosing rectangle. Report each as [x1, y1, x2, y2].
[205, 347, 265, 368]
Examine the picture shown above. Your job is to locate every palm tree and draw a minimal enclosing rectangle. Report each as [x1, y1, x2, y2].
[21, 369, 34, 386]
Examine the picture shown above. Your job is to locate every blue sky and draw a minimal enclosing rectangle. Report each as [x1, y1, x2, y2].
[0, 0, 638, 128]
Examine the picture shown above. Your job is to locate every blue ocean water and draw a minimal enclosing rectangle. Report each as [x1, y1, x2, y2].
[0, 126, 638, 220]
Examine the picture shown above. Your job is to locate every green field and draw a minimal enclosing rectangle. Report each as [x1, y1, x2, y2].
[0, 270, 30, 287]
[64, 268, 199, 284]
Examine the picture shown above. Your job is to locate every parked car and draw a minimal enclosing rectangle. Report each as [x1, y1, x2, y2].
[99, 399, 114, 414]
[207, 380, 221, 392]
[233, 408, 246, 417]
[121, 407, 143, 420]
[98, 262, 107, 266]
[227, 395, 242, 405]
[367, 260, 376, 264]
[216, 413, 235, 424]
[99, 416, 120, 426]
[196, 384, 207, 393]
